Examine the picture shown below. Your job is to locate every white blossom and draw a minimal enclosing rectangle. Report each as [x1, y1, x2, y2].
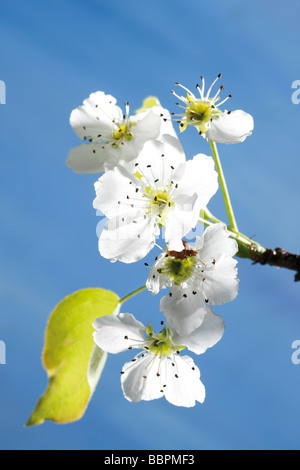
[171, 75, 254, 144]
[67, 91, 176, 173]
[146, 223, 239, 336]
[93, 311, 224, 407]
[93, 134, 218, 263]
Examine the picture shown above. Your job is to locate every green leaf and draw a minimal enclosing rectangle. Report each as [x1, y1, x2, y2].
[135, 96, 161, 114]
[26, 288, 119, 426]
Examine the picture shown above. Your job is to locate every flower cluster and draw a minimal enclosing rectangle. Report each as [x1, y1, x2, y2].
[68, 77, 253, 407]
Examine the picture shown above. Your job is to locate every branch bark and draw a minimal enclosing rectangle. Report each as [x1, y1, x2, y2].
[252, 248, 300, 282]
[237, 244, 300, 282]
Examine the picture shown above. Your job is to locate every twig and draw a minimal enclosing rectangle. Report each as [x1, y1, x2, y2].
[250, 247, 300, 282]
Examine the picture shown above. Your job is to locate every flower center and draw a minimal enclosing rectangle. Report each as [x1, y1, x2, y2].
[144, 326, 184, 357]
[164, 256, 197, 285]
[111, 122, 134, 147]
[184, 95, 221, 134]
[145, 188, 174, 225]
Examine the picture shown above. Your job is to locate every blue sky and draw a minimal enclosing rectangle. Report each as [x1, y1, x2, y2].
[0, 0, 300, 450]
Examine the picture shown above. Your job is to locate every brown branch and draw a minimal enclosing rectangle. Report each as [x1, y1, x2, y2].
[252, 248, 300, 282]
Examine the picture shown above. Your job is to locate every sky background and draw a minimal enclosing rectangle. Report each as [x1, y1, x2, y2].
[0, 0, 300, 450]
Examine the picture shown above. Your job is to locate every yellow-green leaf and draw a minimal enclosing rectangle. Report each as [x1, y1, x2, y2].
[135, 96, 161, 114]
[26, 288, 119, 426]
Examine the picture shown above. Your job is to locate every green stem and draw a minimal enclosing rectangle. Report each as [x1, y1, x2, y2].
[209, 140, 239, 231]
[119, 285, 147, 305]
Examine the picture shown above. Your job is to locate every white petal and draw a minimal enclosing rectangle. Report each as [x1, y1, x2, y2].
[164, 194, 198, 252]
[66, 143, 108, 174]
[130, 108, 162, 142]
[151, 106, 179, 140]
[171, 307, 225, 355]
[163, 355, 205, 407]
[195, 223, 239, 305]
[121, 354, 205, 407]
[160, 286, 209, 336]
[70, 91, 122, 141]
[175, 154, 218, 208]
[121, 354, 164, 403]
[206, 110, 254, 144]
[200, 256, 239, 305]
[93, 167, 143, 219]
[99, 213, 157, 263]
[195, 223, 238, 260]
[164, 154, 218, 251]
[93, 313, 146, 354]
[146, 253, 172, 294]
[136, 135, 186, 187]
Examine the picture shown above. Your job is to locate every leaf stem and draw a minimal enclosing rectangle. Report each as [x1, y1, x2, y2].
[209, 140, 239, 231]
[119, 285, 147, 305]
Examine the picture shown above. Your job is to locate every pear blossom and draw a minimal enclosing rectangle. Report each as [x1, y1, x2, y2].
[171, 75, 254, 144]
[67, 91, 176, 174]
[146, 223, 239, 336]
[93, 135, 218, 263]
[93, 311, 224, 407]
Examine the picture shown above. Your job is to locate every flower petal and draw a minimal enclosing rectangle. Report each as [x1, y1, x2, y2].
[195, 223, 239, 305]
[175, 153, 218, 208]
[121, 354, 164, 403]
[93, 167, 143, 219]
[66, 143, 109, 174]
[163, 355, 205, 407]
[130, 108, 162, 142]
[160, 286, 209, 336]
[99, 213, 157, 263]
[164, 193, 198, 252]
[171, 307, 225, 355]
[121, 354, 205, 407]
[146, 253, 172, 294]
[150, 106, 179, 140]
[200, 257, 239, 305]
[195, 223, 238, 260]
[70, 91, 122, 141]
[136, 134, 186, 188]
[93, 313, 146, 354]
[206, 110, 254, 144]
